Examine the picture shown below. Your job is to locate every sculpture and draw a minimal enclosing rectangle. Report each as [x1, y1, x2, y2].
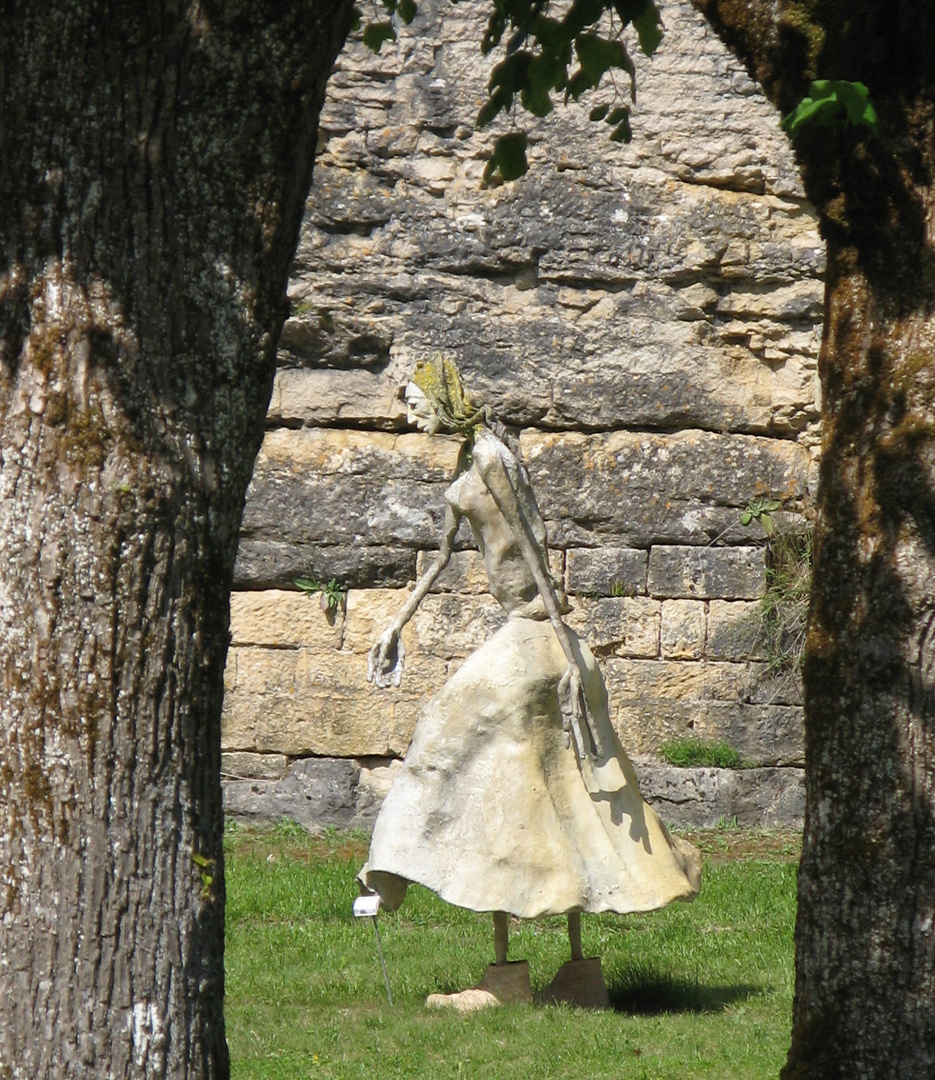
[360, 357, 700, 1010]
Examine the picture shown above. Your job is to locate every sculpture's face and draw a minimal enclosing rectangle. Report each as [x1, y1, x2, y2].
[404, 381, 441, 434]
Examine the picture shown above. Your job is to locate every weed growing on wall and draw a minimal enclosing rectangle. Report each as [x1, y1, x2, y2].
[759, 527, 812, 674]
[659, 737, 742, 769]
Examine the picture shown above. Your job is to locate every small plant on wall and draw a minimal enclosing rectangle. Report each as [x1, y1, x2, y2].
[739, 495, 813, 674]
[295, 576, 347, 616]
[740, 496, 781, 536]
[759, 526, 812, 673]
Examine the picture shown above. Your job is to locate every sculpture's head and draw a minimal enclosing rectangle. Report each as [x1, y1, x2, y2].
[406, 356, 487, 438]
[404, 381, 442, 435]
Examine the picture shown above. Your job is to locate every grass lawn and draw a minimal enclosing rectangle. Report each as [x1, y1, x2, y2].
[224, 822, 799, 1080]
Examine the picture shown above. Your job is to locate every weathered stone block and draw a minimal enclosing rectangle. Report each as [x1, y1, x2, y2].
[660, 599, 706, 659]
[706, 599, 766, 661]
[647, 545, 766, 599]
[566, 546, 649, 597]
[520, 431, 809, 549]
[634, 763, 805, 829]
[602, 658, 774, 755]
[566, 597, 660, 659]
[356, 756, 404, 822]
[346, 586, 520, 663]
[223, 758, 361, 830]
[415, 549, 490, 593]
[233, 540, 417, 591]
[747, 666, 803, 706]
[241, 428, 462, 550]
[221, 752, 289, 781]
[268, 366, 407, 428]
[412, 548, 563, 594]
[230, 589, 343, 649]
[693, 702, 804, 767]
[221, 645, 445, 757]
[412, 593, 507, 659]
[604, 657, 765, 705]
[343, 587, 415, 654]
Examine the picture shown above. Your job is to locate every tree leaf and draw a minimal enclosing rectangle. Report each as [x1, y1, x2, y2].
[477, 86, 507, 129]
[783, 94, 840, 135]
[836, 80, 877, 131]
[783, 79, 879, 137]
[492, 131, 529, 182]
[590, 104, 610, 121]
[565, 69, 593, 102]
[530, 15, 572, 64]
[575, 33, 632, 87]
[362, 21, 396, 53]
[562, 0, 607, 39]
[528, 49, 567, 93]
[489, 50, 532, 99]
[482, 8, 506, 55]
[607, 106, 630, 124]
[633, 3, 664, 56]
[396, 0, 417, 25]
[609, 114, 632, 142]
[521, 81, 553, 117]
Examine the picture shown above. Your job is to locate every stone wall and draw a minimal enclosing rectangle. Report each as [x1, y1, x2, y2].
[222, 0, 822, 831]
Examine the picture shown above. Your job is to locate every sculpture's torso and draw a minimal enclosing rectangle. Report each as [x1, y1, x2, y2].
[444, 430, 547, 614]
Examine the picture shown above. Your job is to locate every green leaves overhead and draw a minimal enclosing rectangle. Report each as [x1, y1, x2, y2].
[358, 0, 664, 183]
[572, 33, 634, 98]
[362, 21, 397, 52]
[783, 80, 879, 139]
[630, 2, 663, 54]
[396, 0, 418, 23]
[354, 0, 416, 43]
[483, 131, 529, 184]
[479, 0, 663, 182]
[606, 104, 631, 142]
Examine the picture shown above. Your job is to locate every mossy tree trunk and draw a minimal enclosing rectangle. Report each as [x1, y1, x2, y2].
[695, 2, 935, 1076]
[0, 2, 354, 1077]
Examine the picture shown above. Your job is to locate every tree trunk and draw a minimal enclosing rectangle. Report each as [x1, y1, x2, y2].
[0, 3, 354, 1077]
[788, 219, 935, 1080]
[694, 2, 935, 1075]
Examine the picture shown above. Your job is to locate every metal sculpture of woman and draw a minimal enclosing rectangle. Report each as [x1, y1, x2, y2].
[360, 357, 700, 1010]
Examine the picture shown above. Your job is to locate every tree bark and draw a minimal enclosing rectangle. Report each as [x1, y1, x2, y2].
[0, 2, 355, 1077]
[694, 2, 935, 1076]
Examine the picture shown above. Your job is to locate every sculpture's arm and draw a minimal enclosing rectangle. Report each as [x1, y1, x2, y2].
[472, 435, 604, 758]
[367, 500, 461, 688]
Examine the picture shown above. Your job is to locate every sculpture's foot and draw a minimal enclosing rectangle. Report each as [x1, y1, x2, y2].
[426, 961, 532, 1012]
[537, 957, 610, 1010]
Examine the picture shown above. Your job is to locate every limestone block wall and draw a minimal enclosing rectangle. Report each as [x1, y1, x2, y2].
[222, 0, 823, 830]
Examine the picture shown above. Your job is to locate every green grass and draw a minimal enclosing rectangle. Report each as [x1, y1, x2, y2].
[658, 738, 743, 769]
[224, 823, 799, 1080]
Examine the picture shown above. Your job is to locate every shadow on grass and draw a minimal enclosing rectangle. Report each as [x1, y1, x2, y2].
[608, 967, 759, 1015]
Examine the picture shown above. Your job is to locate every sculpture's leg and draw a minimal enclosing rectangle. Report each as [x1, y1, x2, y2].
[494, 910, 509, 965]
[538, 912, 610, 1010]
[426, 911, 531, 1011]
[568, 911, 583, 962]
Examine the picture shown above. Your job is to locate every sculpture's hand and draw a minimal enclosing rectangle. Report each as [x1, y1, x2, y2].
[558, 665, 604, 760]
[367, 627, 406, 689]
